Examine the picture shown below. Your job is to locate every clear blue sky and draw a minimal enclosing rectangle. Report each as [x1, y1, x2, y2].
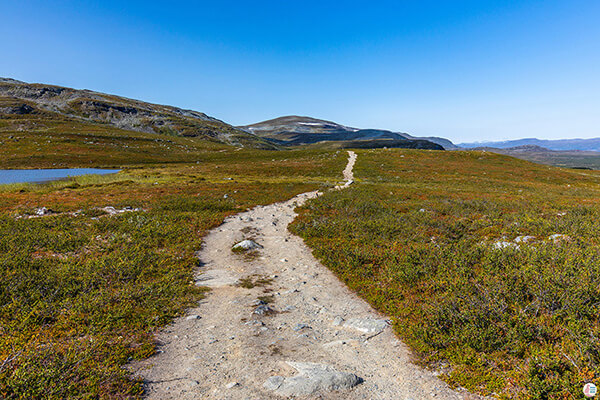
[1, 1, 599, 142]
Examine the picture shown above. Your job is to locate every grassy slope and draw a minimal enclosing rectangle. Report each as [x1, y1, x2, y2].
[290, 149, 600, 399]
[0, 107, 236, 169]
[0, 149, 347, 399]
[0, 82, 278, 151]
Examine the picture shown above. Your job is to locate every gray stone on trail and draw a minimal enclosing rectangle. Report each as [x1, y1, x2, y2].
[250, 299, 268, 306]
[253, 305, 276, 315]
[332, 316, 345, 326]
[263, 362, 362, 396]
[245, 320, 265, 327]
[293, 323, 311, 331]
[343, 318, 389, 334]
[232, 239, 263, 251]
[186, 315, 201, 320]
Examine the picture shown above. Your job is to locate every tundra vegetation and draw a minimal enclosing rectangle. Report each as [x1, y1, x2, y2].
[0, 148, 346, 399]
[3, 130, 600, 400]
[290, 148, 600, 399]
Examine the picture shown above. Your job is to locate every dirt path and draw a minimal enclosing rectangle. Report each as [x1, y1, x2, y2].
[131, 151, 475, 400]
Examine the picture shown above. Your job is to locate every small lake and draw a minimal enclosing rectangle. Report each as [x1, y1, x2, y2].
[0, 169, 120, 185]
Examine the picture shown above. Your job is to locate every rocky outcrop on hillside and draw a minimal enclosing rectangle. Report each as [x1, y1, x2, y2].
[0, 78, 277, 149]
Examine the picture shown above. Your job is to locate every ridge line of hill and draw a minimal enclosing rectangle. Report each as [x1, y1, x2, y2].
[0, 77, 277, 149]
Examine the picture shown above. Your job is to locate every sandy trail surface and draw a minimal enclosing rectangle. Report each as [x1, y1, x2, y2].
[131, 151, 475, 400]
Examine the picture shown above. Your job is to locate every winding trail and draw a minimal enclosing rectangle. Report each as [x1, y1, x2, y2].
[131, 151, 475, 400]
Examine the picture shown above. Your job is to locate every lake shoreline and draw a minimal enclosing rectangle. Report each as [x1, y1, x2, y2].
[0, 168, 121, 185]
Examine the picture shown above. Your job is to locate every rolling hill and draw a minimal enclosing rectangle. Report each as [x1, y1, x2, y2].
[240, 116, 456, 149]
[0, 78, 277, 150]
[0, 78, 282, 168]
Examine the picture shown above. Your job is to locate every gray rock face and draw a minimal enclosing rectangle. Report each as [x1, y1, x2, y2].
[232, 239, 263, 251]
[343, 318, 389, 334]
[263, 362, 362, 396]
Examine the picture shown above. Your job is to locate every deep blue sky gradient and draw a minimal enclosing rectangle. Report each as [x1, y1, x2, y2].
[1, 1, 599, 142]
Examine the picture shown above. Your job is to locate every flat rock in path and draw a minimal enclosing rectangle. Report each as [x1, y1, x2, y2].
[196, 269, 239, 287]
[232, 239, 263, 251]
[263, 362, 362, 396]
[343, 318, 389, 334]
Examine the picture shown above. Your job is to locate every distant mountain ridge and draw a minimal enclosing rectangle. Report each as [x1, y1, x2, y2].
[0, 78, 276, 149]
[466, 144, 600, 170]
[460, 138, 600, 152]
[240, 116, 456, 149]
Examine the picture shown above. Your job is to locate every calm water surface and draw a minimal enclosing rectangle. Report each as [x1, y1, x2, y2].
[0, 169, 120, 185]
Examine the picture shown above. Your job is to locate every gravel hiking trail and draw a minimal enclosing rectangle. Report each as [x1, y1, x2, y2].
[131, 151, 477, 400]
